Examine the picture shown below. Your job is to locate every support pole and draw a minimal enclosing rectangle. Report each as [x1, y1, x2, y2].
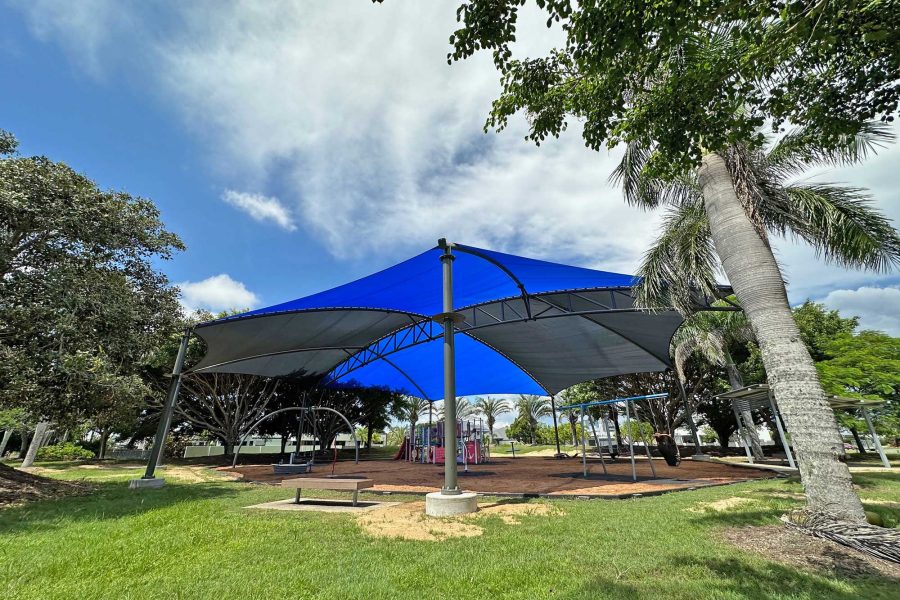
[550, 394, 563, 457]
[624, 401, 636, 482]
[767, 390, 796, 469]
[731, 404, 754, 463]
[439, 240, 460, 496]
[861, 407, 891, 469]
[677, 378, 705, 456]
[142, 330, 190, 480]
[580, 410, 587, 478]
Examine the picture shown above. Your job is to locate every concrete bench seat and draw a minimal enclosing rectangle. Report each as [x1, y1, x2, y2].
[281, 477, 374, 506]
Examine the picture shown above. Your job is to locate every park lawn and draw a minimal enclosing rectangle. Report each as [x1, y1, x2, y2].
[1, 463, 898, 600]
[489, 443, 576, 456]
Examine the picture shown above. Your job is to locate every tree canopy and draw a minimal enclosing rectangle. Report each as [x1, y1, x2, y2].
[448, 1, 898, 172]
[0, 129, 184, 429]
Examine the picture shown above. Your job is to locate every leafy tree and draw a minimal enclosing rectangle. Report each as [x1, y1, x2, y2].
[0, 129, 183, 435]
[793, 301, 859, 362]
[818, 331, 900, 441]
[473, 396, 511, 444]
[444, 0, 900, 523]
[177, 372, 280, 456]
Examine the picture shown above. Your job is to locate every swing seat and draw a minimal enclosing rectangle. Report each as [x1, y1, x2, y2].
[272, 462, 312, 475]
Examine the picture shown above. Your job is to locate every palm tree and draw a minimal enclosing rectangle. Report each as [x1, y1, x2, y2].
[436, 397, 475, 421]
[391, 396, 430, 444]
[672, 308, 764, 459]
[473, 397, 511, 444]
[516, 394, 551, 445]
[623, 123, 900, 521]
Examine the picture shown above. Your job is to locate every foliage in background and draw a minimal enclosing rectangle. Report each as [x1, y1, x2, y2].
[36, 442, 94, 461]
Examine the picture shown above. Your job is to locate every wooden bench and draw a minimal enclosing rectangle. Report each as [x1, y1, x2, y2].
[281, 477, 374, 506]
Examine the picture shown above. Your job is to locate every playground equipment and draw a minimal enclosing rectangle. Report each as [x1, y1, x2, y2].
[559, 393, 668, 482]
[231, 405, 359, 470]
[394, 416, 489, 469]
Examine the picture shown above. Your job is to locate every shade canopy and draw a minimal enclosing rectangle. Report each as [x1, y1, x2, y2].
[190, 243, 690, 399]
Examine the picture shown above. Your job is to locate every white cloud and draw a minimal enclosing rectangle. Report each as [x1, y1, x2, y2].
[221, 189, 296, 231]
[178, 274, 259, 314]
[11, 0, 900, 283]
[819, 286, 900, 336]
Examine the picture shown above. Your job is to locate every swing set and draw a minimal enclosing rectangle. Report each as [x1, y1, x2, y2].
[558, 393, 669, 482]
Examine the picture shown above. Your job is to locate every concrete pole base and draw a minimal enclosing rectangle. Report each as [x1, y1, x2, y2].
[425, 491, 478, 517]
[690, 454, 711, 461]
[128, 477, 165, 489]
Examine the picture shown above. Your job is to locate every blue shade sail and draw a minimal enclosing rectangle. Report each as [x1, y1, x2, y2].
[190, 243, 681, 396]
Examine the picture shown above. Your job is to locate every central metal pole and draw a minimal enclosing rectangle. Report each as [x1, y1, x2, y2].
[439, 240, 460, 495]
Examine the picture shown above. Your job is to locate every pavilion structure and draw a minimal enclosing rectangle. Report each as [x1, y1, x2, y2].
[136, 240, 728, 514]
[716, 383, 891, 469]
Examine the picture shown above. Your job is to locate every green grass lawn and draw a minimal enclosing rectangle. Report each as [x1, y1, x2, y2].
[1, 462, 898, 600]
[489, 443, 575, 456]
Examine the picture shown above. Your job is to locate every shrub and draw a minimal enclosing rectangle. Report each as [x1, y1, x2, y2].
[36, 442, 95, 461]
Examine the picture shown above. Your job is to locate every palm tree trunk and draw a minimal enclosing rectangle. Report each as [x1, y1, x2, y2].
[21, 421, 49, 468]
[849, 426, 866, 454]
[0, 429, 12, 456]
[699, 152, 865, 523]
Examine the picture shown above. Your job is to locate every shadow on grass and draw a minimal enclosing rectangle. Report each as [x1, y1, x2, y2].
[0, 479, 240, 535]
[564, 556, 887, 600]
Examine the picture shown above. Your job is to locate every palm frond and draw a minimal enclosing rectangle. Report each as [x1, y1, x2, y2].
[611, 140, 701, 208]
[768, 121, 896, 176]
[672, 326, 726, 382]
[770, 184, 900, 272]
[634, 200, 721, 314]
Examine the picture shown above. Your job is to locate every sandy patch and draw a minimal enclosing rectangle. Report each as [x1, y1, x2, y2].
[687, 496, 757, 513]
[356, 502, 483, 541]
[356, 500, 562, 541]
[158, 466, 225, 484]
[471, 500, 559, 524]
[720, 525, 900, 579]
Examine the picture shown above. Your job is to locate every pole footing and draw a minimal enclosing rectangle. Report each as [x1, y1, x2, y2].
[426, 491, 478, 516]
[129, 477, 165, 489]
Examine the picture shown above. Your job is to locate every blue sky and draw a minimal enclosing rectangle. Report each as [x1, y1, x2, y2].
[2, 1, 899, 335]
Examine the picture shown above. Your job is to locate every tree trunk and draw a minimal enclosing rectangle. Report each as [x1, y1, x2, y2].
[712, 423, 734, 452]
[98, 428, 109, 459]
[699, 152, 865, 523]
[21, 421, 49, 468]
[611, 408, 623, 448]
[849, 426, 866, 454]
[18, 429, 30, 458]
[0, 429, 12, 457]
[222, 439, 234, 457]
[568, 413, 578, 446]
